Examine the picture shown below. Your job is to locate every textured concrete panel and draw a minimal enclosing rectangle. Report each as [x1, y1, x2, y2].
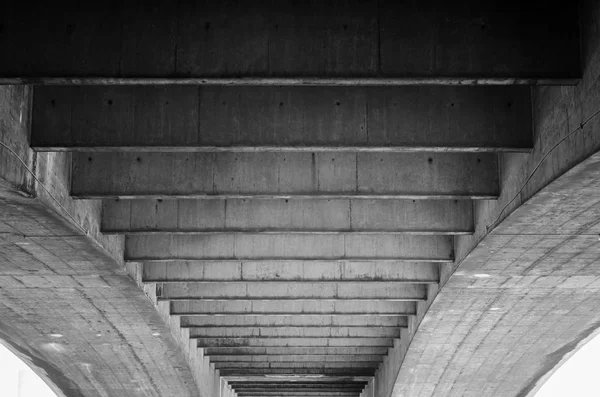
[102, 198, 473, 234]
[125, 234, 453, 261]
[0, 2, 579, 79]
[171, 300, 416, 315]
[141, 260, 438, 283]
[71, 152, 498, 199]
[33, 86, 531, 151]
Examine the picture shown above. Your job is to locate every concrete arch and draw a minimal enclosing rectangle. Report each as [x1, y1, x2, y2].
[377, 2, 600, 395]
[392, 153, 600, 397]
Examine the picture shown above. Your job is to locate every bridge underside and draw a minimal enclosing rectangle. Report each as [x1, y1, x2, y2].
[0, 2, 598, 397]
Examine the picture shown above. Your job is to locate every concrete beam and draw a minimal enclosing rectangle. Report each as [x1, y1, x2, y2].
[189, 327, 402, 338]
[233, 385, 364, 391]
[226, 377, 370, 384]
[236, 392, 360, 396]
[1, 2, 578, 79]
[71, 152, 498, 199]
[215, 362, 380, 369]
[236, 389, 360, 397]
[210, 355, 384, 363]
[102, 198, 474, 234]
[125, 235, 454, 261]
[196, 338, 394, 348]
[171, 300, 416, 315]
[204, 347, 388, 356]
[235, 391, 361, 395]
[157, 282, 426, 300]
[229, 381, 367, 386]
[142, 261, 438, 283]
[180, 315, 407, 327]
[32, 86, 532, 152]
[220, 369, 376, 376]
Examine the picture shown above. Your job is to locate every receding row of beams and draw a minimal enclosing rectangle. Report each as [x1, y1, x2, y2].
[72, 152, 498, 199]
[157, 282, 426, 300]
[171, 300, 416, 315]
[126, 235, 453, 261]
[142, 261, 438, 283]
[103, 198, 473, 234]
[32, 86, 532, 151]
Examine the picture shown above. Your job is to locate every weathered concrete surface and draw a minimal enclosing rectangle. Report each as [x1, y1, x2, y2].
[0, 2, 578, 80]
[392, 152, 600, 397]
[102, 198, 473, 234]
[372, 2, 600, 396]
[71, 152, 498, 199]
[0, 182, 199, 397]
[124, 234, 453, 261]
[31, 86, 532, 152]
[0, 84, 224, 397]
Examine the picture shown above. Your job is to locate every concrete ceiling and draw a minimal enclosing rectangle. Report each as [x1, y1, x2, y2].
[0, 2, 595, 397]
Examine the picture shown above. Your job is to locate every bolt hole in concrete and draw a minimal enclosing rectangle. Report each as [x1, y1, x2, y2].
[0, 342, 58, 396]
[531, 330, 600, 397]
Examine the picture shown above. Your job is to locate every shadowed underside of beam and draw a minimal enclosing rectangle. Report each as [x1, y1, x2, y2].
[102, 198, 473, 234]
[0, 1, 579, 80]
[70, 152, 499, 199]
[32, 86, 532, 151]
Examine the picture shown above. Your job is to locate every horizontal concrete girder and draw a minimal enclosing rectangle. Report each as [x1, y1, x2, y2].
[236, 392, 360, 396]
[157, 282, 426, 300]
[233, 385, 364, 390]
[214, 362, 380, 369]
[219, 368, 375, 376]
[171, 300, 416, 315]
[189, 326, 401, 338]
[102, 198, 474, 234]
[204, 347, 388, 356]
[181, 315, 407, 327]
[32, 86, 532, 151]
[209, 355, 384, 362]
[2, 2, 579, 79]
[226, 377, 370, 384]
[141, 261, 438, 283]
[71, 152, 498, 199]
[125, 235, 454, 261]
[235, 391, 362, 395]
[196, 338, 394, 348]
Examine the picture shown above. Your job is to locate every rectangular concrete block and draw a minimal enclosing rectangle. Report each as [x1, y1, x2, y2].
[72, 152, 498, 199]
[188, 326, 401, 338]
[180, 315, 407, 327]
[3, 2, 579, 79]
[102, 198, 473, 234]
[171, 300, 416, 315]
[204, 347, 389, 356]
[196, 338, 394, 348]
[125, 234, 453, 261]
[34, 86, 532, 152]
[141, 260, 438, 283]
[158, 282, 426, 300]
